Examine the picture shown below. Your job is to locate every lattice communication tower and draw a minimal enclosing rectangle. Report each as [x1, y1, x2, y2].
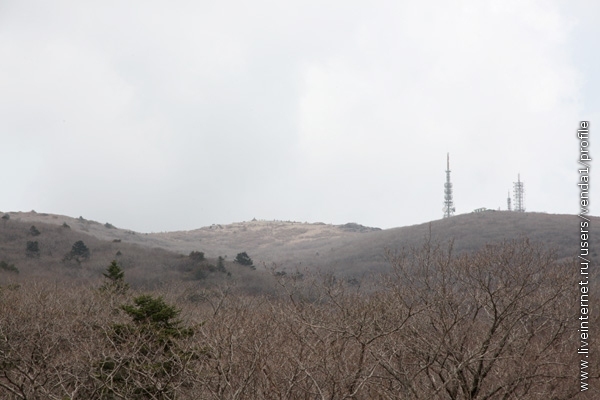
[513, 174, 525, 212]
[507, 191, 512, 211]
[443, 153, 455, 218]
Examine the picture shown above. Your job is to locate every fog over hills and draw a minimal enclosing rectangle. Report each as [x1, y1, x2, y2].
[4, 210, 594, 277]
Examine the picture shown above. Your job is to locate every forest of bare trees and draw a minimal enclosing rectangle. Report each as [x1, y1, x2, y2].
[0, 239, 597, 399]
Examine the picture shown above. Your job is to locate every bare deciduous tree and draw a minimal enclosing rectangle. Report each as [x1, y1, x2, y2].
[0, 239, 596, 399]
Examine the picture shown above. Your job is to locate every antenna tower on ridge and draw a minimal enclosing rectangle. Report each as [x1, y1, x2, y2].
[513, 174, 525, 212]
[443, 153, 455, 218]
[507, 191, 512, 211]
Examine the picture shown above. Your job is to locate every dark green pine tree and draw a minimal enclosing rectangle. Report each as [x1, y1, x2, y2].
[234, 251, 254, 268]
[121, 295, 192, 339]
[99, 295, 194, 398]
[101, 260, 129, 293]
[217, 256, 226, 272]
[69, 240, 90, 260]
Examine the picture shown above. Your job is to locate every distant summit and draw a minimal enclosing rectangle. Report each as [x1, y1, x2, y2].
[4, 210, 595, 278]
[338, 223, 382, 233]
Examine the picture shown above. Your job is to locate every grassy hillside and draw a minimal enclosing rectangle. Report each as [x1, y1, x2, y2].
[1, 210, 597, 397]
[4, 210, 596, 279]
[0, 213, 277, 294]
[303, 211, 598, 276]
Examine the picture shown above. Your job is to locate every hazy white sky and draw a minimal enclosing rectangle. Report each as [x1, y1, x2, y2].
[1, 1, 598, 232]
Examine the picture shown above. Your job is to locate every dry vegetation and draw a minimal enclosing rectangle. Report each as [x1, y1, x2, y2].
[6, 211, 597, 278]
[0, 216, 276, 293]
[1, 238, 596, 399]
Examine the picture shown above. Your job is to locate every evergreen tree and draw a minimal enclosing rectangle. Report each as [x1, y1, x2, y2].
[217, 256, 226, 273]
[98, 295, 195, 398]
[120, 295, 193, 340]
[26, 241, 40, 258]
[101, 260, 129, 293]
[234, 252, 254, 268]
[72, 240, 90, 257]
[66, 240, 90, 261]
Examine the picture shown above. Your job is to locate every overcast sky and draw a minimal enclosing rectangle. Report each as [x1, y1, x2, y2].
[1, 1, 598, 232]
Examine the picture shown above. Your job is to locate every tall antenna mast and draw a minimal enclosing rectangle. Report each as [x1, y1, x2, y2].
[443, 153, 455, 218]
[513, 173, 525, 212]
[507, 190, 512, 211]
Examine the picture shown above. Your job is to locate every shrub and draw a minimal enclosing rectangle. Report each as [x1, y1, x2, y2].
[193, 268, 207, 280]
[26, 241, 40, 258]
[189, 251, 205, 261]
[0, 261, 18, 274]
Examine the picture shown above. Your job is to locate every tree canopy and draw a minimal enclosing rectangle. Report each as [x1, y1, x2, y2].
[234, 251, 253, 267]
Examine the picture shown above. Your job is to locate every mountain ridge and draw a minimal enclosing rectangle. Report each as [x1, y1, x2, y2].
[2, 210, 595, 277]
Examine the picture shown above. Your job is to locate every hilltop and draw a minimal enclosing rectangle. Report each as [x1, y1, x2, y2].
[0, 212, 276, 293]
[2, 210, 595, 280]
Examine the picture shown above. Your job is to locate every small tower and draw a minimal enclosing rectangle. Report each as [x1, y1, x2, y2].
[513, 174, 525, 212]
[507, 191, 512, 211]
[443, 153, 455, 218]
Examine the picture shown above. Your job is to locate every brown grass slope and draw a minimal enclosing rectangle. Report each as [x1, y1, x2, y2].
[6, 210, 597, 278]
[0, 213, 277, 293]
[309, 211, 599, 276]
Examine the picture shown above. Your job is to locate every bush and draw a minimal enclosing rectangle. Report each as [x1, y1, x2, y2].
[26, 241, 40, 258]
[0, 261, 18, 274]
[189, 251, 205, 261]
[192, 268, 207, 280]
